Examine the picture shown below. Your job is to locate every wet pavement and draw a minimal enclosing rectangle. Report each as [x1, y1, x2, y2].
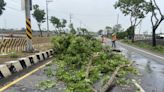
[112, 41, 164, 92]
[4, 64, 66, 92]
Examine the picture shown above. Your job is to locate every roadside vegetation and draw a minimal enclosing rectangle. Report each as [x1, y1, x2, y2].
[38, 34, 137, 92]
[123, 39, 164, 54]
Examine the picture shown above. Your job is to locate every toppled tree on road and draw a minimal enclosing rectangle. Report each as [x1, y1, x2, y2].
[39, 34, 137, 92]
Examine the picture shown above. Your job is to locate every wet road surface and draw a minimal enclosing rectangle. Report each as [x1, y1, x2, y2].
[111, 41, 164, 92]
[4, 63, 66, 92]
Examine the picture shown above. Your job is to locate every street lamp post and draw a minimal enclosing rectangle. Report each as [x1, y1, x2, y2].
[46, 0, 53, 36]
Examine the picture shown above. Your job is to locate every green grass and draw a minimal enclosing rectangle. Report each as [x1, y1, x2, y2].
[123, 40, 164, 54]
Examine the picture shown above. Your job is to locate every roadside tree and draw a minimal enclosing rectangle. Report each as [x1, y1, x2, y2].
[69, 23, 76, 34]
[146, 0, 164, 46]
[105, 26, 112, 37]
[98, 29, 103, 35]
[0, 0, 6, 16]
[114, 0, 149, 42]
[61, 19, 67, 33]
[50, 16, 61, 34]
[32, 4, 46, 37]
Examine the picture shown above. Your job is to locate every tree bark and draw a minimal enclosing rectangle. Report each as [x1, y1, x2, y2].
[152, 29, 156, 47]
[130, 26, 135, 43]
[152, 18, 163, 47]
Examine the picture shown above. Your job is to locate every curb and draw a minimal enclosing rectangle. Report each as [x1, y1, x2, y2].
[0, 49, 54, 79]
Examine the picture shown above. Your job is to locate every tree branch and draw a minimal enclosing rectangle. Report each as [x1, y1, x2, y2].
[153, 11, 159, 23]
[85, 53, 99, 92]
[100, 61, 134, 92]
[134, 18, 137, 26]
[136, 19, 142, 27]
[151, 13, 154, 27]
[152, 0, 163, 17]
[130, 15, 133, 26]
[154, 18, 164, 31]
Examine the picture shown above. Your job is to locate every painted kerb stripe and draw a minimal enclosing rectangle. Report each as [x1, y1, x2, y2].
[26, 18, 32, 39]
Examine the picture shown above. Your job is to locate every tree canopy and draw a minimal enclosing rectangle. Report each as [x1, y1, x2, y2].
[32, 5, 46, 24]
[114, 0, 149, 26]
[50, 16, 61, 29]
[0, 0, 6, 16]
[114, 0, 149, 42]
[32, 4, 46, 37]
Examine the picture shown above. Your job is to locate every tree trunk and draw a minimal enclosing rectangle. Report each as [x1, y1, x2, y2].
[38, 24, 43, 37]
[152, 28, 156, 47]
[131, 26, 135, 43]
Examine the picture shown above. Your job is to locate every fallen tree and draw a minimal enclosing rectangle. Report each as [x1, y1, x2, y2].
[41, 34, 137, 92]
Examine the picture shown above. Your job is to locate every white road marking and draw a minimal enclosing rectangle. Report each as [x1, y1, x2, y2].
[132, 79, 145, 92]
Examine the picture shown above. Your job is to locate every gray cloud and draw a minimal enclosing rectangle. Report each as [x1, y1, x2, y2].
[0, 0, 164, 34]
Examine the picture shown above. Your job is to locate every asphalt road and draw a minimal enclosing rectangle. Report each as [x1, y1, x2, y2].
[109, 40, 164, 92]
[0, 58, 66, 92]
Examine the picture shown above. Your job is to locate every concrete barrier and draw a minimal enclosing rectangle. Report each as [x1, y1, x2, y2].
[49, 49, 54, 55]
[29, 55, 39, 64]
[46, 50, 51, 57]
[42, 52, 48, 59]
[0, 49, 53, 80]
[0, 64, 11, 78]
[19, 58, 31, 68]
[45, 50, 50, 57]
[5, 61, 23, 72]
[35, 53, 44, 61]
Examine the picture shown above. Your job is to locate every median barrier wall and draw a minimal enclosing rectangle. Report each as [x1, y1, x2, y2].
[0, 38, 26, 53]
[5, 61, 23, 72]
[0, 49, 54, 79]
[35, 53, 44, 61]
[0, 65, 12, 78]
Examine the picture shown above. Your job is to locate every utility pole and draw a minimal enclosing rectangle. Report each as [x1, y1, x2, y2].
[46, 0, 53, 36]
[46, 0, 49, 36]
[70, 13, 72, 24]
[25, 0, 33, 52]
[117, 14, 119, 25]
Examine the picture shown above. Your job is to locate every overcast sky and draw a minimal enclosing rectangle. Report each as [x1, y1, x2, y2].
[0, 0, 164, 34]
